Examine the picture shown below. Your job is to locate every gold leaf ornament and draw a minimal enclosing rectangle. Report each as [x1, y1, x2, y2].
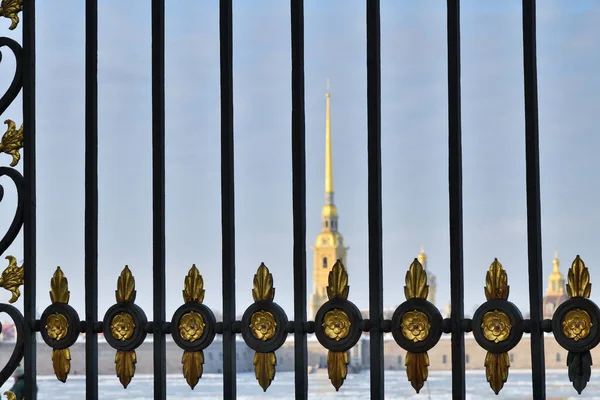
[115, 350, 136, 388]
[484, 259, 509, 300]
[52, 348, 71, 383]
[481, 311, 511, 343]
[404, 259, 429, 300]
[254, 352, 276, 392]
[0, 0, 22, 30]
[327, 261, 349, 300]
[4, 391, 16, 400]
[0, 255, 24, 304]
[322, 309, 351, 341]
[116, 266, 136, 303]
[405, 352, 429, 393]
[253, 263, 275, 301]
[182, 351, 204, 390]
[327, 351, 348, 391]
[567, 256, 592, 298]
[183, 264, 204, 303]
[400, 310, 431, 343]
[485, 352, 510, 395]
[179, 311, 205, 342]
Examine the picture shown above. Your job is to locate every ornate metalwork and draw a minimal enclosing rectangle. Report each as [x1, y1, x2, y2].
[322, 309, 350, 341]
[250, 263, 277, 391]
[401, 259, 430, 393]
[324, 261, 349, 391]
[171, 265, 216, 390]
[250, 310, 276, 341]
[0, 0, 21, 30]
[562, 309, 592, 341]
[4, 391, 15, 400]
[479, 259, 512, 394]
[552, 255, 600, 394]
[102, 266, 148, 389]
[0, 255, 22, 303]
[0, 120, 22, 167]
[481, 310, 511, 343]
[180, 265, 205, 389]
[43, 267, 73, 382]
[401, 310, 430, 343]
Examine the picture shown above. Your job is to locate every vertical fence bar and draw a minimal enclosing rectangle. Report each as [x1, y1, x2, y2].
[290, 1, 308, 398]
[219, 0, 236, 398]
[22, 1, 37, 399]
[151, 0, 167, 398]
[522, 1, 545, 398]
[366, 0, 384, 397]
[447, 1, 466, 399]
[84, 1, 99, 398]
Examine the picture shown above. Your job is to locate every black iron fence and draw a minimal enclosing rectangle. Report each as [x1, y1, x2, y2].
[0, 1, 596, 399]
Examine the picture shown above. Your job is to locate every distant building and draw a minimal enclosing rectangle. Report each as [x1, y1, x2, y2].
[309, 86, 348, 320]
[417, 246, 436, 307]
[542, 251, 568, 319]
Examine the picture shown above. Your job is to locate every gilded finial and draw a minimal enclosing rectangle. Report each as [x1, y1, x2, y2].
[326, 78, 330, 93]
[554, 250, 559, 260]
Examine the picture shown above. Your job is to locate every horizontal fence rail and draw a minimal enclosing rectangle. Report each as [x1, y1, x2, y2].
[0, 2, 596, 400]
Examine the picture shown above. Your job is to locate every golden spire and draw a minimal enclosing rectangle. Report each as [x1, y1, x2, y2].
[553, 250, 559, 272]
[325, 78, 333, 196]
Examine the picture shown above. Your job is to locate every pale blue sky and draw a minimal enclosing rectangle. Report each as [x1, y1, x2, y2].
[0, 1, 599, 323]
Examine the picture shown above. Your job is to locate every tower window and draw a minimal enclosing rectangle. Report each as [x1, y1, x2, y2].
[442, 355, 447, 364]
[323, 257, 328, 268]
[325, 221, 328, 228]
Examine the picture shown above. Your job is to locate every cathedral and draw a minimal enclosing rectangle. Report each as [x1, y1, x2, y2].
[309, 85, 348, 319]
[307, 85, 437, 318]
[542, 251, 568, 319]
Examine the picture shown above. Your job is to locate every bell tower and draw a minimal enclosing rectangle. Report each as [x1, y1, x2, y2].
[309, 81, 348, 319]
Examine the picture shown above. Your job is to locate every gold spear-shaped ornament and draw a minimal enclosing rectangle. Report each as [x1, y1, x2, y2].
[482, 259, 511, 395]
[47, 267, 72, 382]
[323, 261, 350, 391]
[402, 259, 430, 393]
[180, 265, 206, 389]
[250, 263, 277, 391]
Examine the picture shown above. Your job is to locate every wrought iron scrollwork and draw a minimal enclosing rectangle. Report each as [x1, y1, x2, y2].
[471, 259, 522, 395]
[170, 264, 216, 389]
[102, 266, 148, 388]
[0, 7, 25, 386]
[391, 259, 442, 393]
[240, 263, 288, 391]
[314, 260, 362, 391]
[552, 255, 600, 394]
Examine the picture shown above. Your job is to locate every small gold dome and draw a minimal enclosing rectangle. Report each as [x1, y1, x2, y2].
[322, 204, 338, 217]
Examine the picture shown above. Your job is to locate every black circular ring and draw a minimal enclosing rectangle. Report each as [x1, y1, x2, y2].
[552, 297, 600, 353]
[314, 298, 363, 352]
[391, 298, 443, 353]
[472, 299, 523, 354]
[102, 303, 148, 351]
[39, 303, 81, 350]
[241, 300, 288, 353]
[171, 302, 217, 352]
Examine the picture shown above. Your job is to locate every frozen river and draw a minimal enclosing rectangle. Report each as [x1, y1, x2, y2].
[1, 370, 598, 399]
